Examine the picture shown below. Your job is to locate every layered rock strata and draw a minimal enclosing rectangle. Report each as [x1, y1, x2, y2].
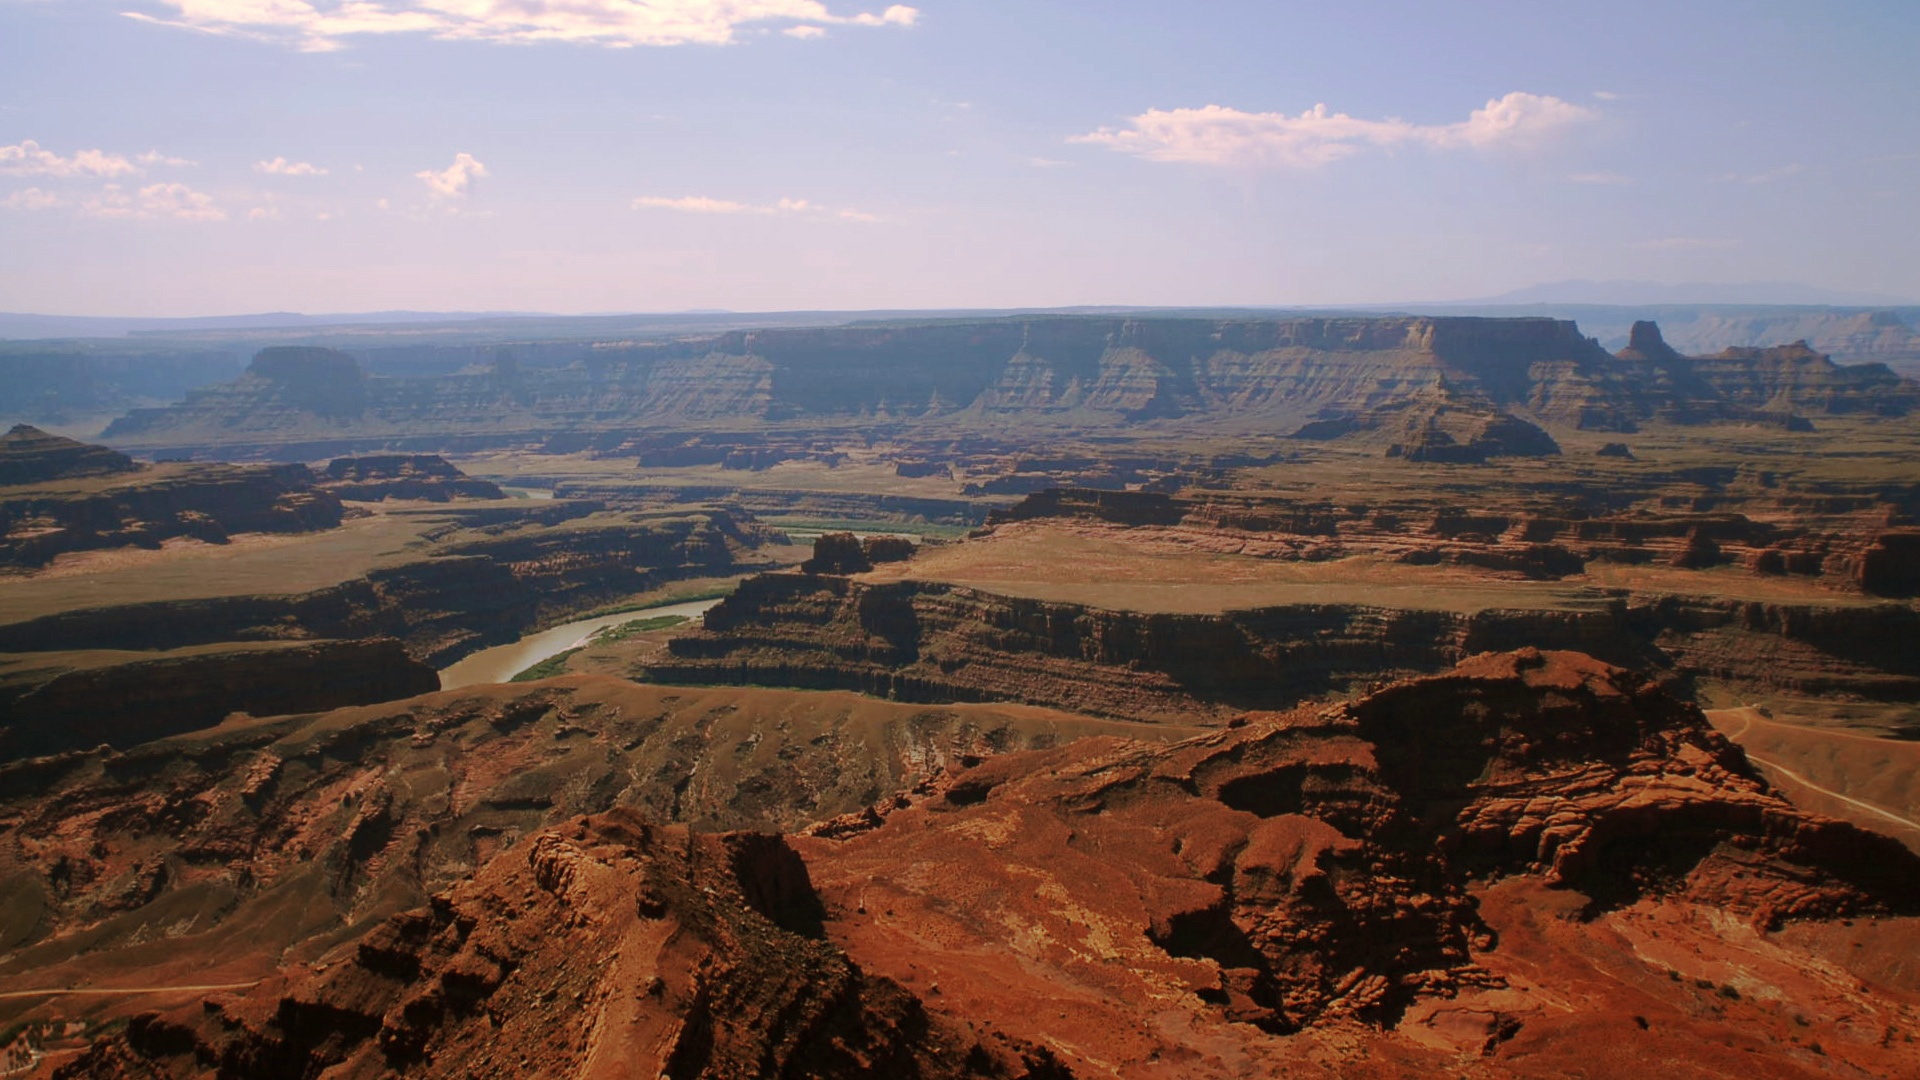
[0, 457, 343, 569]
[0, 510, 756, 665]
[96, 317, 1920, 456]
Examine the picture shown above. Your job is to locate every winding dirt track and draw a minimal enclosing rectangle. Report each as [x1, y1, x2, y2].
[0, 982, 259, 1001]
[1720, 708, 1920, 835]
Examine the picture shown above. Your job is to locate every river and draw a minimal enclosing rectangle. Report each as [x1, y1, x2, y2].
[436, 597, 723, 690]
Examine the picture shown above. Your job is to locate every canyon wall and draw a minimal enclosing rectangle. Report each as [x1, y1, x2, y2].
[0, 510, 757, 665]
[94, 317, 1920, 456]
[650, 569, 1920, 722]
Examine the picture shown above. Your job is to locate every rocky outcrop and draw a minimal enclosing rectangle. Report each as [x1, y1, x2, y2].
[1858, 530, 1920, 596]
[0, 425, 137, 485]
[0, 639, 437, 761]
[57, 809, 1063, 1079]
[320, 454, 504, 501]
[792, 650, 1920, 1075]
[1614, 327, 1918, 422]
[0, 678, 1167, 1032]
[0, 459, 343, 569]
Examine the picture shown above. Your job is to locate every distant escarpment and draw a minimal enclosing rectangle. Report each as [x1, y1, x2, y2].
[993, 487, 1920, 595]
[0, 639, 436, 761]
[95, 316, 1920, 456]
[319, 453, 504, 501]
[0, 444, 342, 569]
[0, 509, 758, 665]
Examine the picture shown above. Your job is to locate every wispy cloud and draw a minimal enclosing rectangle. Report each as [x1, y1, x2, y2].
[1, 187, 66, 210]
[633, 193, 879, 221]
[1592, 90, 1620, 101]
[123, 0, 917, 52]
[256, 155, 328, 176]
[136, 149, 196, 167]
[416, 152, 486, 198]
[6, 181, 228, 221]
[1072, 91, 1597, 168]
[1568, 171, 1631, 185]
[0, 139, 140, 178]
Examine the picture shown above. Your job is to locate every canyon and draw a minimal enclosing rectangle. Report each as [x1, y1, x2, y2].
[2, 311, 1918, 1076]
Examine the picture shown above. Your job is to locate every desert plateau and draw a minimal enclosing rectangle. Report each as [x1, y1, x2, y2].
[5, 3, 1920, 1075]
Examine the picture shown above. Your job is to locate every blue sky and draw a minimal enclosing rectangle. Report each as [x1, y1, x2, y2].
[1, 0, 1915, 315]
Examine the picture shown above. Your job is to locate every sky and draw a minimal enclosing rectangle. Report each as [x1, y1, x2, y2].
[1, 0, 1916, 316]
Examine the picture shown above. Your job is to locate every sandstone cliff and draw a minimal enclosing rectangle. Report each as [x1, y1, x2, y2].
[95, 316, 1919, 457]
[649, 560, 1920, 722]
[0, 456, 343, 569]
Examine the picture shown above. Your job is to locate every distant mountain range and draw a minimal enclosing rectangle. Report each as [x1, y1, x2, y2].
[1440, 279, 1918, 307]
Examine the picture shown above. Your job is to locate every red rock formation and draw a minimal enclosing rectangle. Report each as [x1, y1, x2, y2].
[793, 650, 1920, 1076]
[56, 809, 1067, 1079]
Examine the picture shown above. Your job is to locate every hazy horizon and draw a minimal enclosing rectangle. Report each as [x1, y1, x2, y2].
[4, 1, 1917, 316]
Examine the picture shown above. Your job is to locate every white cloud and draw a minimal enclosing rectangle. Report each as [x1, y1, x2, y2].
[633, 193, 877, 221]
[416, 151, 486, 197]
[256, 155, 328, 176]
[633, 194, 750, 214]
[36, 182, 228, 221]
[124, 0, 919, 51]
[783, 24, 826, 38]
[1592, 90, 1620, 101]
[0, 139, 139, 178]
[136, 149, 196, 167]
[132, 182, 227, 220]
[2, 187, 66, 210]
[1071, 91, 1597, 168]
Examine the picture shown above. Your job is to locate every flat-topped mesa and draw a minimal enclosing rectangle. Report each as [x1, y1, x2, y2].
[0, 424, 139, 486]
[86, 316, 1643, 454]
